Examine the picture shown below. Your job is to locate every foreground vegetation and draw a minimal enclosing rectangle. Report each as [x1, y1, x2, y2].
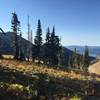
[0, 59, 99, 99]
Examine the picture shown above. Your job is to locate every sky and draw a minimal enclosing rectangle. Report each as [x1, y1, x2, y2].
[0, 0, 100, 46]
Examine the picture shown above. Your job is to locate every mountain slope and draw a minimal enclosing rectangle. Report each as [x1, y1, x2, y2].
[0, 32, 30, 55]
[89, 59, 100, 75]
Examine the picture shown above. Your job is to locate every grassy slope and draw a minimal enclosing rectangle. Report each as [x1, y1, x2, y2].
[89, 60, 100, 75]
[0, 59, 100, 99]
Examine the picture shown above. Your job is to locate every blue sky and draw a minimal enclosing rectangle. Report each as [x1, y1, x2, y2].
[0, 0, 100, 46]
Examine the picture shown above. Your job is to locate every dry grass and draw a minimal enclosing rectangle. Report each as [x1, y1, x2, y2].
[89, 60, 100, 75]
[2, 55, 14, 59]
[0, 59, 99, 82]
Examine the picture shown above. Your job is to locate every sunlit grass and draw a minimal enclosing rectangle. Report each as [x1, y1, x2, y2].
[0, 59, 99, 82]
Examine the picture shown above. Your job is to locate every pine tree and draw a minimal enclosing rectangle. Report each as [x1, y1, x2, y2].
[72, 48, 77, 68]
[43, 26, 61, 66]
[80, 54, 83, 70]
[58, 47, 66, 67]
[68, 55, 73, 68]
[46, 27, 50, 42]
[34, 19, 42, 63]
[19, 33, 25, 61]
[83, 46, 89, 69]
[11, 12, 20, 59]
[76, 53, 81, 69]
[44, 27, 51, 64]
[49, 27, 61, 66]
[49, 27, 56, 65]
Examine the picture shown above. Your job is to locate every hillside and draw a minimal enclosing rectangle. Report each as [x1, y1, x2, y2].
[0, 32, 29, 55]
[0, 59, 100, 99]
[89, 59, 100, 75]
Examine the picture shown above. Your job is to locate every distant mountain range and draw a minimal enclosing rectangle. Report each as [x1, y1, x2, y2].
[66, 45, 100, 57]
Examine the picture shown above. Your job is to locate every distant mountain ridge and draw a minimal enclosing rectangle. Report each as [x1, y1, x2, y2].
[66, 45, 100, 57]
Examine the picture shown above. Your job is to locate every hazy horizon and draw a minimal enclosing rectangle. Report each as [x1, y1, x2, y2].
[0, 0, 100, 46]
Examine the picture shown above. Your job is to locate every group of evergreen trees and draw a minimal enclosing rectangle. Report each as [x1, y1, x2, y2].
[69, 46, 89, 70]
[32, 20, 62, 66]
[11, 13, 62, 66]
[10, 12, 89, 68]
[43, 27, 62, 65]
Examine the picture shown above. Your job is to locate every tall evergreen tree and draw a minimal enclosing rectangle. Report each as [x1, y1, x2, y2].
[44, 27, 51, 64]
[68, 55, 73, 68]
[11, 12, 20, 59]
[46, 27, 50, 42]
[34, 19, 42, 63]
[79, 54, 83, 70]
[19, 33, 25, 61]
[83, 46, 89, 69]
[58, 47, 66, 67]
[72, 48, 77, 68]
[49, 27, 61, 66]
[43, 26, 61, 66]
[70, 48, 79, 68]
[49, 27, 56, 65]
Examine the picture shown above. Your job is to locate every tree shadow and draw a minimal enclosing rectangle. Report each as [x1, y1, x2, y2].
[0, 67, 35, 86]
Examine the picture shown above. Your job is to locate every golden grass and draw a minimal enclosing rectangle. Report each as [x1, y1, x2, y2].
[89, 60, 100, 75]
[0, 59, 99, 82]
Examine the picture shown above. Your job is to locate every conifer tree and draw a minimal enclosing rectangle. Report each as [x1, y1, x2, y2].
[43, 26, 61, 66]
[19, 33, 25, 61]
[70, 48, 79, 68]
[58, 47, 66, 67]
[49, 27, 61, 66]
[44, 27, 51, 64]
[76, 53, 81, 69]
[11, 12, 20, 59]
[80, 54, 83, 70]
[46, 27, 50, 42]
[72, 48, 77, 68]
[68, 55, 73, 68]
[34, 19, 42, 63]
[83, 46, 89, 69]
[49, 27, 56, 65]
